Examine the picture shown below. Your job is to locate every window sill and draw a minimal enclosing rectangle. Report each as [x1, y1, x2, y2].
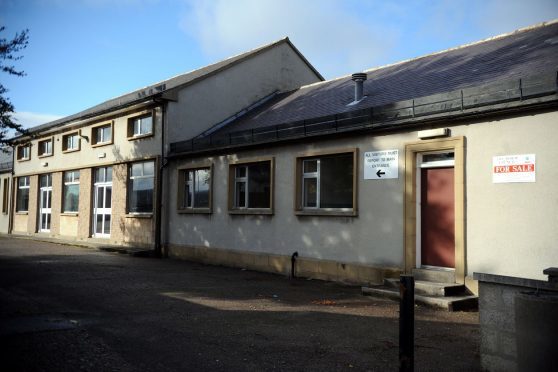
[295, 209, 357, 217]
[61, 212, 79, 216]
[38, 154, 53, 158]
[178, 208, 212, 214]
[62, 148, 80, 154]
[91, 141, 113, 148]
[17, 158, 30, 162]
[15, 211, 29, 215]
[127, 133, 153, 141]
[229, 208, 273, 215]
[125, 213, 153, 219]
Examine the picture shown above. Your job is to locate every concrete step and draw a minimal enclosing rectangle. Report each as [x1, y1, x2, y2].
[384, 278, 465, 297]
[412, 268, 455, 283]
[361, 286, 478, 312]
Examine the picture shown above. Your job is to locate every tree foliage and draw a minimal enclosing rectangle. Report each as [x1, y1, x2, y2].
[0, 26, 29, 146]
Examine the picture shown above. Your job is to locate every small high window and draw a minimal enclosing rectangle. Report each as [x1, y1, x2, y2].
[38, 138, 53, 157]
[178, 167, 211, 212]
[17, 176, 30, 212]
[128, 114, 153, 139]
[62, 132, 80, 152]
[63, 170, 80, 213]
[128, 161, 155, 213]
[229, 159, 273, 214]
[92, 123, 113, 146]
[295, 150, 357, 216]
[17, 144, 30, 161]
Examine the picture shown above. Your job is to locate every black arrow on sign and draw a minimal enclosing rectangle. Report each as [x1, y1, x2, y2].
[376, 169, 386, 178]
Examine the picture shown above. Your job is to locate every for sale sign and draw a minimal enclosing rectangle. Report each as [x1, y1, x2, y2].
[492, 154, 536, 183]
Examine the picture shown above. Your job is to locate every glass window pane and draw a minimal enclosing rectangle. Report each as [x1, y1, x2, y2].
[141, 117, 152, 134]
[105, 186, 112, 208]
[235, 181, 246, 208]
[185, 183, 192, 208]
[131, 163, 143, 177]
[319, 154, 353, 208]
[129, 178, 153, 213]
[96, 214, 103, 234]
[303, 178, 317, 207]
[104, 215, 111, 234]
[194, 169, 210, 208]
[247, 162, 270, 208]
[96, 187, 104, 208]
[143, 161, 154, 176]
[303, 160, 318, 173]
[236, 166, 246, 178]
[95, 168, 103, 183]
[64, 184, 79, 212]
[106, 167, 112, 182]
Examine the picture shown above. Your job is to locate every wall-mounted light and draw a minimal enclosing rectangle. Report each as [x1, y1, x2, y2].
[98, 153, 106, 158]
[418, 128, 450, 139]
[41, 162, 48, 167]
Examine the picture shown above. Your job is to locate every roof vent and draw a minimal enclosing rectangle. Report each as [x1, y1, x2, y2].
[350, 72, 367, 104]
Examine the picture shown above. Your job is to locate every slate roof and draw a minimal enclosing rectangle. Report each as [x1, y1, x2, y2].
[211, 21, 558, 136]
[23, 37, 323, 136]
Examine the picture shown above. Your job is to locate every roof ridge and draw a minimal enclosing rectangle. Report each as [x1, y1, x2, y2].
[291, 19, 558, 92]
[98, 37, 291, 104]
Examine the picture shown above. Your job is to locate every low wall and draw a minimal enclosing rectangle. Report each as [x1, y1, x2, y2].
[474, 270, 558, 372]
[167, 244, 400, 285]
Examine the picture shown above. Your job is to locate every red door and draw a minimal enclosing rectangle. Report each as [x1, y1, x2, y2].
[421, 167, 455, 268]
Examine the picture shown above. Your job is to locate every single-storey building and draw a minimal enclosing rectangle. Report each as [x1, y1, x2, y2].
[164, 21, 558, 293]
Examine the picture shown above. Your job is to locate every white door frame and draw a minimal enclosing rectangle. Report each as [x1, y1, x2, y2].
[39, 174, 52, 232]
[93, 167, 112, 238]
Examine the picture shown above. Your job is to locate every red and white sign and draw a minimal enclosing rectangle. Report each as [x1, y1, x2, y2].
[493, 154, 536, 183]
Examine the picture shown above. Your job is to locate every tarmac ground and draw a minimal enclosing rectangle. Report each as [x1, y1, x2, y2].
[0, 236, 480, 371]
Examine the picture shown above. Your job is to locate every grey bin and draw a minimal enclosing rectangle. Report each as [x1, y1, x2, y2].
[515, 291, 558, 372]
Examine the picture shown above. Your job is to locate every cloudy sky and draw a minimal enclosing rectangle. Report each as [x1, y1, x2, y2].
[2, 0, 557, 128]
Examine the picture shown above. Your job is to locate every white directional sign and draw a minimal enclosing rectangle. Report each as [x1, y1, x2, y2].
[364, 150, 399, 180]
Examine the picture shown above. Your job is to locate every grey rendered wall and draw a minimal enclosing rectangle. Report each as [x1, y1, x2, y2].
[165, 42, 322, 143]
[166, 110, 558, 280]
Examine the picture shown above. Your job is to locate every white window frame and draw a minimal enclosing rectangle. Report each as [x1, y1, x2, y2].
[296, 149, 358, 216]
[133, 115, 153, 137]
[183, 167, 211, 210]
[17, 176, 30, 212]
[128, 160, 155, 214]
[302, 159, 320, 209]
[65, 133, 80, 151]
[38, 139, 53, 156]
[234, 165, 249, 209]
[18, 145, 30, 160]
[228, 158, 274, 214]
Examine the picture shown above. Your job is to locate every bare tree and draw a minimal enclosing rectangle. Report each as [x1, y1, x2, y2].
[0, 26, 29, 146]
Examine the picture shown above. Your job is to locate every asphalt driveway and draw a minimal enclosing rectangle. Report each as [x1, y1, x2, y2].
[0, 236, 479, 371]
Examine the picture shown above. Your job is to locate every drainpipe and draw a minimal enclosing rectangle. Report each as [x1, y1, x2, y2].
[291, 251, 299, 279]
[8, 145, 15, 234]
[154, 100, 167, 258]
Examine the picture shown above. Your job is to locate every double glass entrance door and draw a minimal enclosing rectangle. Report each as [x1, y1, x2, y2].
[93, 167, 112, 238]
